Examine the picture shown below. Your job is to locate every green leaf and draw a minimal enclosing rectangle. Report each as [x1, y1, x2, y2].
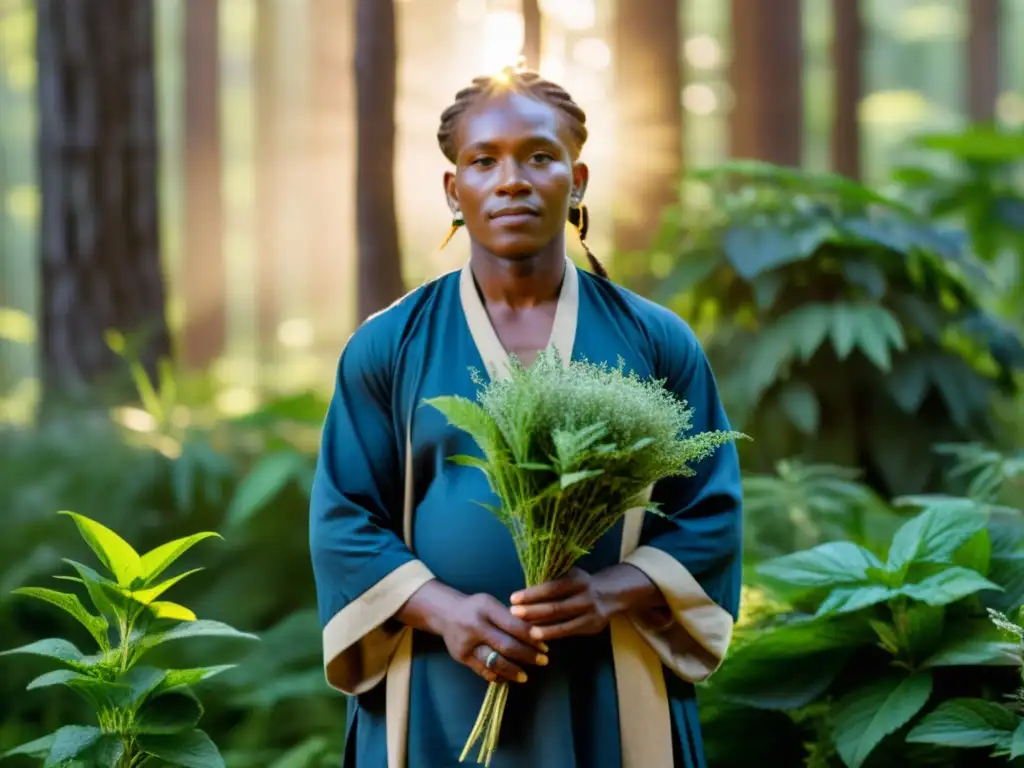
[139, 532, 222, 585]
[131, 568, 203, 605]
[26, 669, 85, 691]
[921, 621, 1020, 668]
[12, 587, 109, 650]
[816, 586, 895, 618]
[135, 688, 204, 734]
[61, 559, 125, 621]
[115, 666, 168, 708]
[900, 567, 1001, 606]
[560, 469, 603, 490]
[137, 729, 225, 768]
[906, 698, 1018, 748]
[1010, 720, 1024, 759]
[757, 541, 882, 590]
[63, 677, 132, 711]
[43, 725, 103, 768]
[0, 638, 94, 671]
[886, 505, 989, 575]
[450, 454, 492, 472]
[777, 381, 820, 436]
[225, 452, 306, 529]
[1, 733, 56, 760]
[147, 601, 198, 621]
[139, 620, 259, 656]
[157, 665, 236, 695]
[58, 511, 142, 586]
[831, 673, 933, 768]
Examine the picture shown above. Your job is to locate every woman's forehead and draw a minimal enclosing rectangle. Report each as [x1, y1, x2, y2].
[457, 91, 568, 150]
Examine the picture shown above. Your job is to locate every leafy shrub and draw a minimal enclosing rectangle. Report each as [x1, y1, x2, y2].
[0, 512, 258, 767]
[634, 161, 1024, 496]
[700, 497, 1024, 767]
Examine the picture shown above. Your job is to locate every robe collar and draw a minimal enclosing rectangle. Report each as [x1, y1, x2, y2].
[459, 255, 579, 381]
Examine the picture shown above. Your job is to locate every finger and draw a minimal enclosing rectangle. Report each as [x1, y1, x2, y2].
[509, 594, 590, 624]
[474, 644, 528, 684]
[482, 627, 549, 670]
[527, 614, 595, 642]
[510, 574, 586, 605]
[486, 604, 550, 653]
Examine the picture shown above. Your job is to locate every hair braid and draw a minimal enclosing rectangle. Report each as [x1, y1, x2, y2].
[437, 67, 607, 279]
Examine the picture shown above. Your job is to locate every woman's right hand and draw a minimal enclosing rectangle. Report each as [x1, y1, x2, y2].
[396, 580, 548, 685]
[440, 592, 550, 684]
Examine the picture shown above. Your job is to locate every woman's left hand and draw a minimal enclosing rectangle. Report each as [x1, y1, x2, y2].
[508, 567, 615, 642]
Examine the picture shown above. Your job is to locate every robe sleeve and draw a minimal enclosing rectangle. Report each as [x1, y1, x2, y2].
[309, 322, 435, 695]
[622, 316, 742, 684]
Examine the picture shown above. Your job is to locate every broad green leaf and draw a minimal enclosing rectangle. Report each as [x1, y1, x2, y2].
[140, 620, 259, 656]
[12, 587, 109, 650]
[832, 673, 933, 768]
[898, 603, 946, 662]
[1, 732, 56, 760]
[26, 669, 85, 690]
[906, 698, 1018, 748]
[138, 729, 226, 768]
[921, 620, 1020, 669]
[85, 735, 124, 767]
[0, 638, 95, 671]
[157, 665, 236, 694]
[757, 541, 882, 589]
[225, 452, 306, 529]
[131, 568, 203, 605]
[1010, 720, 1024, 759]
[886, 505, 989, 575]
[135, 688, 204, 734]
[147, 601, 198, 621]
[64, 677, 132, 711]
[115, 666, 168, 708]
[900, 567, 1001, 606]
[722, 224, 810, 280]
[139, 532, 222, 585]
[58, 511, 142, 586]
[777, 381, 819, 436]
[61, 558, 125, 621]
[816, 586, 895, 618]
[44, 725, 103, 768]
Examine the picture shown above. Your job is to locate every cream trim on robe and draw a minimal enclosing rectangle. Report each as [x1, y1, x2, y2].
[323, 256, 736, 768]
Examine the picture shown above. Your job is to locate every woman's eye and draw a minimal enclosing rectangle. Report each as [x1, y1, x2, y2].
[472, 157, 496, 167]
[532, 153, 554, 164]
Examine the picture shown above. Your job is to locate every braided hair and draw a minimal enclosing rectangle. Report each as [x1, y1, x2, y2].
[437, 67, 608, 279]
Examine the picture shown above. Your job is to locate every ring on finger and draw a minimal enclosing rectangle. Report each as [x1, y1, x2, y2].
[485, 650, 500, 671]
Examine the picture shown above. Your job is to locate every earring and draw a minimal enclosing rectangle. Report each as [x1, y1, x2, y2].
[569, 202, 589, 242]
[439, 211, 464, 250]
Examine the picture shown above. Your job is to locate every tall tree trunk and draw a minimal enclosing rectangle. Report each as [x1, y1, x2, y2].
[522, 0, 542, 71]
[729, 0, 804, 165]
[254, 0, 281, 387]
[35, 0, 171, 407]
[310, 0, 354, 340]
[831, 0, 863, 179]
[612, 0, 683, 255]
[181, 0, 225, 369]
[967, 0, 999, 124]
[354, 0, 404, 323]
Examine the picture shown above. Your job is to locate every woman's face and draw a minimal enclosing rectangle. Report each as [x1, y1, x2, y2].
[444, 91, 587, 260]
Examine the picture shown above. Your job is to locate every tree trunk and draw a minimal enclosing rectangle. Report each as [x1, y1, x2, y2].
[729, 0, 804, 166]
[612, 0, 683, 255]
[967, 0, 999, 124]
[181, 0, 225, 369]
[35, 0, 171, 407]
[254, 0, 281, 385]
[354, 0, 404, 324]
[522, 0, 542, 71]
[831, 0, 863, 179]
[310, 0, 355, 340]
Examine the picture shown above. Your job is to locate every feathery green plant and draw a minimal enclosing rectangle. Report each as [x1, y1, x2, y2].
[425, 349, 748, 764]
[0, 511, 258, 768]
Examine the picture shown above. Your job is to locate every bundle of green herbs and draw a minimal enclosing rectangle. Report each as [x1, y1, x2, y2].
[424, 349, 746, 765]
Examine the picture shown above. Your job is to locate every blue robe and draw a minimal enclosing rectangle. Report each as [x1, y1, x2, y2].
[309, 257, 743, 768]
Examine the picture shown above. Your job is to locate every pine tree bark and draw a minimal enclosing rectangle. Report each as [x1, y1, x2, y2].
[35, 0, 171, 407]
[831, 0, 863, 179]
[612, 0, 683, 255]
[354, 0, 404, 323]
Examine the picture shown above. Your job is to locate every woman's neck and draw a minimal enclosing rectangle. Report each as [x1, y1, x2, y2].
[468, 235, 566, 309]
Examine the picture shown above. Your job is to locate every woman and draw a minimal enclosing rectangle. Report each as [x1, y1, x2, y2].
[309, 67, 742, 768]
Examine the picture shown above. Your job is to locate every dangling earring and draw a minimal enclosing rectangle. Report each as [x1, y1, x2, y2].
[439, 211, 464, 250]
[569, 202, 609, 279]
